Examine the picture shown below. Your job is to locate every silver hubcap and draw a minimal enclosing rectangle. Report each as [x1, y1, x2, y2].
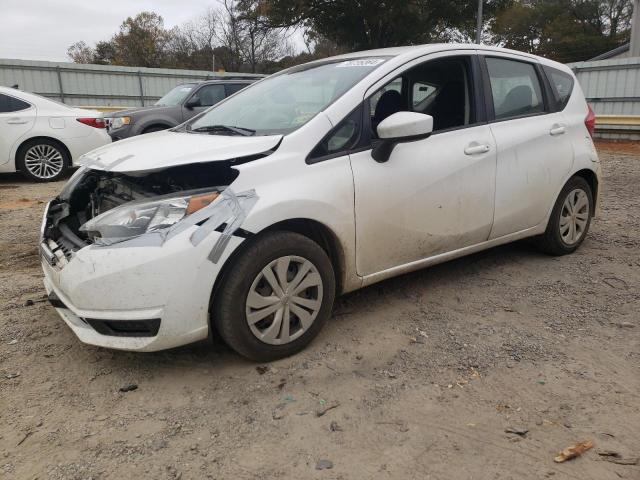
[560, 188, 590, 245]
[24, 144, 64, 179]
[245, 255, 323, 345]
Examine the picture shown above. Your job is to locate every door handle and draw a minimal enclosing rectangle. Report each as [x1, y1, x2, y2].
[7, 118, 28, 125]
[464, 143, 490, 155]
[549, 124, 566, 136]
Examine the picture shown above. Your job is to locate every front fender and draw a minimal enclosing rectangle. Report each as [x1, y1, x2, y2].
[232, 148, 360, 292]
[132, 116, 177, 135]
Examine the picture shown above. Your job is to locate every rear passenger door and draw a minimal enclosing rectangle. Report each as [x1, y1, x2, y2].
[481, 54, 574, 239]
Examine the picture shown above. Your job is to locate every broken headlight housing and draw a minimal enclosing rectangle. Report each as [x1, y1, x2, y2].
[80, 189, 219, 245]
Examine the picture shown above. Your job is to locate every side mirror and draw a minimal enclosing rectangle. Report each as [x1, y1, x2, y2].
[372, 112, 433, 163]
[185, 97, 200, 109]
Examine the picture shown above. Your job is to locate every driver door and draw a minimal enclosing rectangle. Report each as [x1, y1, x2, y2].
[182, 84, 226, 121]
[349, 53, 498, 279]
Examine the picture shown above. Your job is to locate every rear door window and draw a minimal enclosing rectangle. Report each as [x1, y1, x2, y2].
[0, 94, 31, 113]
[543, 66, 574, 110]
[485, 57, 545, 120]
[225, 83, 249, 96]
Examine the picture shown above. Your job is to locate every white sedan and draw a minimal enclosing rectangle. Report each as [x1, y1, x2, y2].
[41, 44, 600, 361]
[0, 86, 110, 181]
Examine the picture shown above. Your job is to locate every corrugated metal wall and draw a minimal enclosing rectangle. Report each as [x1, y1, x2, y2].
[569, 57, 640, 115]
[568, 57, 640, 139]
[0, 58, 262, 107]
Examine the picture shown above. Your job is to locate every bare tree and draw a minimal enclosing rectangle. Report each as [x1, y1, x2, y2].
[66, 3, 295, 72]
[67, 41, 94, 64]
[217, 0, 247, 71]
[174, 7, 220, 70]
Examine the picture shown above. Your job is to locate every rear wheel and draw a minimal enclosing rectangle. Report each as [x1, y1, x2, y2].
[213, 231, 335, 361]
[534, 176, 593, 255]
[17, 139, 69, 182]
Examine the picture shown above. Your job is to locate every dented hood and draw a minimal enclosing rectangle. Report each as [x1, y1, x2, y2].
[80, 130, 283, 173]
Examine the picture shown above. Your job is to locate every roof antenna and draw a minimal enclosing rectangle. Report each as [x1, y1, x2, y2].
[11, 84, 19, 89]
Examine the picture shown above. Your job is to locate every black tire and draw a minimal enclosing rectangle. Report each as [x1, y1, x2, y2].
[212, 231, 336, 361]
[16, 139, 69, 182]
[534, 176, 593, 255]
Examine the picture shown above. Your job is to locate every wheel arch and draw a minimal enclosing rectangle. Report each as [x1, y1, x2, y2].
[259, 218, 347, 295]
[208, 216, 347, 319]
[573, 168, 599, 209]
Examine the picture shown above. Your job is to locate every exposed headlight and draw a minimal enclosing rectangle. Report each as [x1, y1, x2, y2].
[80, 190, 219, 245]
[110, 116, 131, 129]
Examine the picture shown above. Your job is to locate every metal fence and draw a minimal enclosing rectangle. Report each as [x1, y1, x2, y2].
[2, 56, 638, 139]
[568, 56, 640, 140]
[0, 58, 263, 108]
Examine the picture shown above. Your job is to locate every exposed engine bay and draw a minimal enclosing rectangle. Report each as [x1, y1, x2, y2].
[42, 161, 241, 259]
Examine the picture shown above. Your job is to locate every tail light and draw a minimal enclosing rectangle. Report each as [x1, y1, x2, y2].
[76, 117, 106, 129]
[585, 105, 596, 138]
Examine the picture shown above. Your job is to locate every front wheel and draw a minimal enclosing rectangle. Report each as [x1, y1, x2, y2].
[534, 176, 593, 255]
[212, 231, 336, 361]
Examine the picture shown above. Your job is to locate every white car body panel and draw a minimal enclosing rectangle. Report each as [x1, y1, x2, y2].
[80, 130, 283, 172]
[487, 110, 574, 238]
[0, 86, 111, 173]
[351, 122, 498, 276]
[38, 44, 601, 352]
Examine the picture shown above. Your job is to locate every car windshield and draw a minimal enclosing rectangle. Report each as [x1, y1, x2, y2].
[185, 57, 389, 136]
[155, 84, 196, 106]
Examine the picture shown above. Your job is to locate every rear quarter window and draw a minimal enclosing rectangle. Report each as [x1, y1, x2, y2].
[485, 57, 545, 120]
[0, 94, 31, 113]
[543, 66, 574, 110]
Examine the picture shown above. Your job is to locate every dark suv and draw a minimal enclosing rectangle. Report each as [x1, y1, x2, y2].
[105, 78, 259, 140]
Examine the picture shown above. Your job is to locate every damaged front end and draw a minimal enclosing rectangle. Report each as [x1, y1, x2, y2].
[41, 160, 258, 268]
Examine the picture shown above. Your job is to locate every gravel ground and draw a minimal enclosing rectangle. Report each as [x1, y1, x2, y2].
[0, 143, 639, 479]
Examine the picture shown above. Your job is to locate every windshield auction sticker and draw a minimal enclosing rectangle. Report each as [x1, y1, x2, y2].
[336, 58, 386, 67]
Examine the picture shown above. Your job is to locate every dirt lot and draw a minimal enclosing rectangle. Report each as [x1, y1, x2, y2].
[1, 143, 639, 480]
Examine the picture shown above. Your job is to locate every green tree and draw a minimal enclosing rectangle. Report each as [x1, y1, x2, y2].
[251, 0, 508, 50]
[111, 12, 172, 67]
[491, 0, 633, 62]
[93, 41, 117, 65]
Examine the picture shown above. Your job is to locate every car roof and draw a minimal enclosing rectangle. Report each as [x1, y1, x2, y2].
[331, 43, 538, 60]
[309, 43, 568, 74]
[200, 79, 257, 84]
[0, 86, 23, 96]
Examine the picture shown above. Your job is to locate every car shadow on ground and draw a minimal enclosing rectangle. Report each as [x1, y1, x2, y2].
[82, 238, 548, 373]
[0, 170, 75, 186]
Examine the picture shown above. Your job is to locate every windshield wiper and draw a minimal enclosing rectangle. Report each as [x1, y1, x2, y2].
[189, 125, 256, 136]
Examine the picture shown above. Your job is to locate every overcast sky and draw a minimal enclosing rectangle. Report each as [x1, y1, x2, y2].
[0, 0, 233, 62]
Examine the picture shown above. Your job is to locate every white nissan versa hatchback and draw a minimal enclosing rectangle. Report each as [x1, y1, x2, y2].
[40, 44, 600, 361]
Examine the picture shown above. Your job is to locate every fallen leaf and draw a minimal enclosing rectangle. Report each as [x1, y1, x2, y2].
[554, 440, 594, 463]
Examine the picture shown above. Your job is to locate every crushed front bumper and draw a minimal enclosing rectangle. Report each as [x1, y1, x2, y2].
[40, 225, 243, 352]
